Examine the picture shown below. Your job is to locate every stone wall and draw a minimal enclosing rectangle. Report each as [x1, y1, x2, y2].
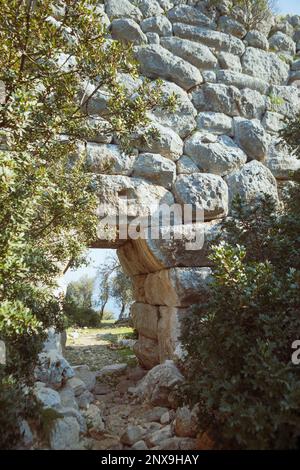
[89, 0, 300, 368]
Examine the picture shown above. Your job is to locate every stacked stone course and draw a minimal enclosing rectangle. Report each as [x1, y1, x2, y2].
[88, 0, 300, 368]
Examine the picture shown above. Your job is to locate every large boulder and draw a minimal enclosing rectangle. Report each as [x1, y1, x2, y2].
[141, 15, 172, 36]
[266, 85, 300, 118]
[196, 112, 233, 136]
[234, 118, 268, 161]
[216, 70, 269, 94]
[192, 83, 240, 116]
[34, 351, 74, 389]
[137, 0, 163, 18]
[133, 334, 160, 369]
[144, 267, 212, 307]
[167, 5, 213, 27]
[130, 123, 183, 160]
[241, 47, 289, 85]
[238, 88, 266, 120]
[117, 220, 223, 275]
[160, 37, 218, 70]
[95, 174, 175, 222]
[269, 32, 295, 55]
[132, 153, 176, 189]
[185, 133, 247, 176]
[130, 360, 184, 407]
[131, 303, 159, 340]
[174, 173, 229, 220]
[134, 44, 203, 91]
[49, 417, 80, 450]
[73, 365, 96, 392]
[172, 23, 245, 55]
[225, 160, 279, 208]
[105, 0, 143, 21]
[148, 80, 197, 138]
[34, 383, 61, 410]
[111, 18, 146, 44]
[244, 30, 269, 50]
[86, 143, 137, 175]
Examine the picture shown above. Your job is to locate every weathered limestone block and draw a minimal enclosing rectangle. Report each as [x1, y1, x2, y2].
[131, 302, 159, 340]
[138, 0, 163, 18]
[267, 85, 300, 118]
[265, 144, 300, 180]
[95, 174, 174, 219]
[133, 334, 160, 369]
[144, 267, 212, 307]
[80, 116, 113, 144]
[244, 30, 269, 50]
[218, 52, 242, 72]
[174, 173, 229, 220]
[105, 0, 143, 21]
[269, 32, 296, 55]
[117, 220, 223, 276]
[111, 18, 147, 44]
[134, 44, 203, 91]
[50, 417, 80, 450]
[141, 15, 173, 36]
[239, 90, 266, 121]
[196, 112, 233, 136]
[192, 83, 240, 116]
[132, 274, 147, 302]
[130, 123, 183, 160]
[225, 160, 279, 207]
[167, 5, 214, 27]
[148, 80, 197, 138]
[146, 31, 160, 44]
[184, 133, 247, 176]
[218, 16, 247, 39]
[234, 118, 268, 161]
[160, 37, 218, 70]
[172, 23, 245, 55]
[132, 153, 176, 189]
[241, 47, 289, 85]
[176, 155, 200, 175]
[34, 383, 61, 410]
[262, 111, 285, 134]
[130, 360, 184, 405]
[216, 70, 269, 94]
[73, 365, 96, 392]
[86, 143, 137, 175]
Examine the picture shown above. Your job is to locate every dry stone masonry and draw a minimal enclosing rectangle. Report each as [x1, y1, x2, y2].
[87, 0, 300, 369]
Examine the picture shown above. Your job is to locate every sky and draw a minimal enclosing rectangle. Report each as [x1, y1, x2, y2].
[278, 0, 300, 14]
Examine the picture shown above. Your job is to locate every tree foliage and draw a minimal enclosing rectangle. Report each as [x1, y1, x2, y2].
[209, 0, 276, 30]
[0, 0, 167, 447]
[181, 191, 300, 449]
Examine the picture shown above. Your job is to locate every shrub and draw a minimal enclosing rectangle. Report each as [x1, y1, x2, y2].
[208, 0, 276, 30]
[63, 302, 100, 328]
[181, 190, 300, 450]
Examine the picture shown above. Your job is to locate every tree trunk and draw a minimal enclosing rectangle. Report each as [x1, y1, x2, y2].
[118, 302, 126, 321]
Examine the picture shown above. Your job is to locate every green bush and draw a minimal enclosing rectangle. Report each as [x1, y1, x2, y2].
[181, 190, 300, 450]
[208, 0, 275, 30]
[63, 302, 100, 328]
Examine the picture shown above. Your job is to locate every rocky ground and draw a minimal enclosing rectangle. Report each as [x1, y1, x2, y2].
[28, 325, 210, 451]
[64, 321, 138, 371]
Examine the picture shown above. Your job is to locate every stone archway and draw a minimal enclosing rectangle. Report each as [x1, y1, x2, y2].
[89, 0, 300, 370]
